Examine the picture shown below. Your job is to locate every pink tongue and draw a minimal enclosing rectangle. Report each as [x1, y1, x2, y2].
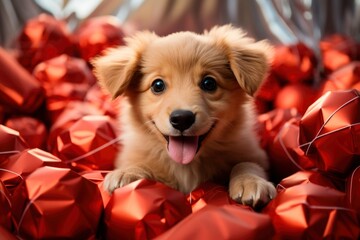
[168, 136, 199, 164]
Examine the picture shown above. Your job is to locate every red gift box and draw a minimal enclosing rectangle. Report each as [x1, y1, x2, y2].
[156, 205, 274, 240]
[74, 16, 125, 62]
[16, 14, 74, 71]
[299, 89, 360, 176]
[267, 118, 315, 183]
[104, 179, 191, 240]
[12, 166, 103, 239]
[5, 117, 47, 149]
[187, 182, 249, 213]
[0, 148, 67, 193]
[263, 182, 360, 239]
[272, 43, 317, 83]
[0, 125, 28, 162]
[51, 115, 120, 171]
[81, 170, 112, 208]
[321, 62, 360, 94]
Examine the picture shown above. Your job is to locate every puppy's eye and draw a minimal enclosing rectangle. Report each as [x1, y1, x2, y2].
[200, 76, 217, 92]
[151, 79, 166, 94]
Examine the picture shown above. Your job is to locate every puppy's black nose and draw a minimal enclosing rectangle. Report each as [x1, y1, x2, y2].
[170, 110, 195, 132]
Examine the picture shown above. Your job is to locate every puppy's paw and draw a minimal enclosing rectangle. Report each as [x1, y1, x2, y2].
[229, 174, 276, 208]
[104, 167, 153, 193]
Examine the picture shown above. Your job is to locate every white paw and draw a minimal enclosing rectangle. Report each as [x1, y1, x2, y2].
[229, 174, 276, 208]
[103, 168, 152, 193]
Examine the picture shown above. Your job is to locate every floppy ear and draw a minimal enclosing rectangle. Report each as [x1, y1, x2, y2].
[206, 25, 273, 96]
[92, 31, 158, 98]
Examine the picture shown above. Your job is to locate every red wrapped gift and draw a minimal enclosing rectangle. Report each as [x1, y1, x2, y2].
[74, 16, 125, 62]
[33, 54, 96, 123]
[12, 166, 103, 239]
[0, 48, 45, 113]
[277, 170, 342, 192]
[85, 84, 121, 119]
[156, 205, 274, 240]
[0, 125, 28, 162]
[0, 180, 12, 231]
[5, 116, 47, 149]
[104, 179, 191, 240]
[81, 170, 111, 207]
[267, 118, 315, 183]
[33, 54, 95, 87]
[321, 62, 360, 94]
[299, 89, 360, 176]
[320, 34, 357, 73]
[272, 43, 317, 83]
[258, 108, 301, 149]
[51, 115, 120, 171]
[47, 101, 105, 146]
[274, 83, 319, 115]
[346, 166, 360, 219]
[0, 148, 66, 193]
[187, 182, 249, 213]
[16, 14, 73, 71]
[263, 182, 360, 239]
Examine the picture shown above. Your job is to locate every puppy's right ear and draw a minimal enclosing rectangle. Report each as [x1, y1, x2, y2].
[92, 31, 158, 98]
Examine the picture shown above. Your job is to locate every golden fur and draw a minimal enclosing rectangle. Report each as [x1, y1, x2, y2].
[93, 25, 276, 207]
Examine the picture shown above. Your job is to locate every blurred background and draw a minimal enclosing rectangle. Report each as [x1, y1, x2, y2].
[1, 0, 360, 49]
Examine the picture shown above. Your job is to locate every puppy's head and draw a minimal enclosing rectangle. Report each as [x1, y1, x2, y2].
[93, 25, 272, 165]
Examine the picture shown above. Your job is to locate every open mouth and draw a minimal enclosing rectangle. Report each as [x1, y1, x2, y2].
[163, 126, 214, 165]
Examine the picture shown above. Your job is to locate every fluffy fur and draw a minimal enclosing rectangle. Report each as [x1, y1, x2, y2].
[93, 25, 276, 207]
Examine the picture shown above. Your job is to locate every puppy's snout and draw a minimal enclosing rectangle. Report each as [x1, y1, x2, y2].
[170, 110, 195, 132]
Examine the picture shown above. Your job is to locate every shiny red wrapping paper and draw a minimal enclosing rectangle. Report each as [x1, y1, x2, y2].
[0, 125, 28, 162]
[74, 16, 125, 62]
[0, 148, 67, 193]
[0, 48, 45, 113]
[258, 108, 301, 149]
[51, 115, 120, 171]
[16, 14, 74, 71]
[0, 226, 17, 240]
[5, 116, 47, 149]
[81, 170, 111, 207]
[263, 181, 360, 239]
[187, 182, 249, 213]
[12, 166, 103, 239]
[277, 170, 342, 192]
[346, 166, 360, 219]
[321, 62, 360, 94]
[267, 118, 315, 183]
[156, 204, 274, 240]
[299, 89, 360, 176]
[85, 84, 121, 119]
[272, 43, 317, 83]
[0, 180, 12, 231]
[274, 83, 319, 115]
[320, 35, 357, 73]
[48, 101, 106, 146]
[104, 179, 191, 240]
[32, 54, 96, 123]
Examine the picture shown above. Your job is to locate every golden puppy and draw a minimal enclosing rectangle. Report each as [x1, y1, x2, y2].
[93, 25, 276, 207]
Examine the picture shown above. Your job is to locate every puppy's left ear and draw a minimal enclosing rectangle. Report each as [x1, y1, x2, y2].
[92, 31, 158, 98]
[206, 25, 273, 96]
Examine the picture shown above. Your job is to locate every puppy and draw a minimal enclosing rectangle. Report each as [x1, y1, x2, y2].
[93, 24, 276, 207]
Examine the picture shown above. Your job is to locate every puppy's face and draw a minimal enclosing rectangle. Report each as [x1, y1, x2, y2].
[93, 25, 272, 165]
